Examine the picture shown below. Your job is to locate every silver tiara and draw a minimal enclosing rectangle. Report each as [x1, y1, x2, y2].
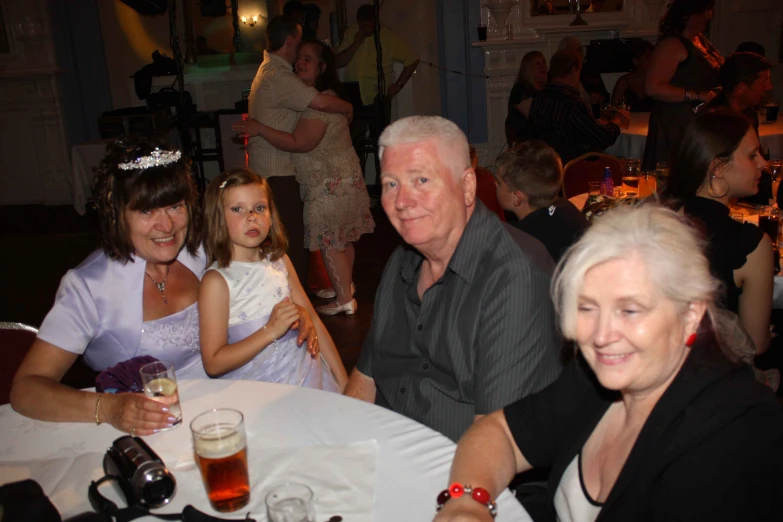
[118, 148, 182, 171]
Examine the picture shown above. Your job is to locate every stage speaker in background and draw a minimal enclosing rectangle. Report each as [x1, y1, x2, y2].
[118, 0, 167, 15]
[200, 0, 227, 17]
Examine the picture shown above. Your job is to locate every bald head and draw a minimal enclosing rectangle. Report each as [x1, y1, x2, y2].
[558, 37, 584, 60]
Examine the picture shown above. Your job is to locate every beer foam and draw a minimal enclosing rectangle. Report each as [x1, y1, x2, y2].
[194, 429, 246, 459]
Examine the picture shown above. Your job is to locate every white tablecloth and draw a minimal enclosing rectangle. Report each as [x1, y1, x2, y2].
[0, 380, 529, 521]
[605, 112, 783, 161]
[70, 140, 111, 215]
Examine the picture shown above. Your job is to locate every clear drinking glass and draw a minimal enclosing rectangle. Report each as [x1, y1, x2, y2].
[621, 176, 640, 197]
[770, 161, 782, 202]
[760, 206, 781, 246]
[621, 158, 641, 177]
[655, 161, 670, 193]
[266, 483, 315, 522]
[637, 171, 656, 198]
[140, 361, 182, 428]
[588, 181, 603, 196]
[191, 409, 250, 512]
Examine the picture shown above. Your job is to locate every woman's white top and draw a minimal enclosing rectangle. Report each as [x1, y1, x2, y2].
[554, 454, 603, 522]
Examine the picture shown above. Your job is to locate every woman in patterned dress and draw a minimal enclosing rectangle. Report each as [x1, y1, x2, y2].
[238, 40, 375, 316]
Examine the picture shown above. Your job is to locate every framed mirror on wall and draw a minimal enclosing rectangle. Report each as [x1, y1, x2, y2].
[530, 0, 623, 17]
[182, 0, 268, 66]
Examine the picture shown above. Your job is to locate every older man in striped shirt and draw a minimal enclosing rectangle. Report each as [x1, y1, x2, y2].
[344, 116, 562, 442]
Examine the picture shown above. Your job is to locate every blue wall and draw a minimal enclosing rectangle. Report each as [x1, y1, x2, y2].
[437, 0, 487, 143]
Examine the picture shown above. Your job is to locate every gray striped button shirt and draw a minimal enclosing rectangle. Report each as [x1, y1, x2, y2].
[357, 202, 563, 442]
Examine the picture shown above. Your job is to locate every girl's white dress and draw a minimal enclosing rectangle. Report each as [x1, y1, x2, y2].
[206, 257, 339, 391]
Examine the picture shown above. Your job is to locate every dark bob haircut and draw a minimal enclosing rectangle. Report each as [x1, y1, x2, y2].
[663, 109, 752, 202]
[92, 137, 201, 263]
[659, 0, 715, 37]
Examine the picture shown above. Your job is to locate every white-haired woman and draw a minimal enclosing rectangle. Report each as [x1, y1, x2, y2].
[434, 205, 783, 522]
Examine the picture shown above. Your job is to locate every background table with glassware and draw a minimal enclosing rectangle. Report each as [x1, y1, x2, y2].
[605, 112, 783, 160]
[0, 379, 530, 521]
[568, 186, 783, 310]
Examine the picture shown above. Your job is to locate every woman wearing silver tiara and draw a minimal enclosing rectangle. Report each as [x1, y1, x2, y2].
[9, 139, 319, 435]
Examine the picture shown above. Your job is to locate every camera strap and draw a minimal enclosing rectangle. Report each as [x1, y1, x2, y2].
[88, 476, 256, 522]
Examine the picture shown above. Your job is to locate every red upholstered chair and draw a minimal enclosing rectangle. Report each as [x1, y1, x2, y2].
[0, 322, 37, 405]
[562, 152, 623, 198]
[475, 167, 506, 222]
[0, 322, 98, 405]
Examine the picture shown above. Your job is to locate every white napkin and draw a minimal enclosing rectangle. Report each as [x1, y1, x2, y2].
[173, 440, 379, 522]
[0, 451, 105, 519]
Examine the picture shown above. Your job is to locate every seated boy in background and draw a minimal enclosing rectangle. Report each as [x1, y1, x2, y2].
[494, 141, 587, 263]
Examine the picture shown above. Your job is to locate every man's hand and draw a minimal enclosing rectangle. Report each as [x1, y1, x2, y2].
[353, 30, 368, 46]
[387, 83, 402, 98]
[344, 368, 376, 402]
[294, 303, 319, 357]
[590, 92, 605, 105]
[231, 117, 263, 138]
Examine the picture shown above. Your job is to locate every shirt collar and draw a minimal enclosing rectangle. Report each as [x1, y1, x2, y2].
[684, 195, 730, 217]
[397, 202, 494, 286]
[264, 50, 293, 70]
[547, 82, 580, 96]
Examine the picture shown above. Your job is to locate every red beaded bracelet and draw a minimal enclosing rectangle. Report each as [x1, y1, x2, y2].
[436, 483, 497, 517]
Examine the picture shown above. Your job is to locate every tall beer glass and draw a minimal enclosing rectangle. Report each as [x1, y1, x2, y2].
[140, 360, 182, 428]
[190, 409, 250, 512]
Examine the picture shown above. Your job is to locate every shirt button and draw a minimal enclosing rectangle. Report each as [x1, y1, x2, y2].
[400, 387, 406, 394]
[423, 363, 429, 370]
[417, 324, 423, 331]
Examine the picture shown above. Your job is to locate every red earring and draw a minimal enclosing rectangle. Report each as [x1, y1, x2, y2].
[685, 333, 697, 347]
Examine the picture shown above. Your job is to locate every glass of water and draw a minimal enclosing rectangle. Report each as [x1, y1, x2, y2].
[140, 360, 182, 429]
[266, 483, 315, 522]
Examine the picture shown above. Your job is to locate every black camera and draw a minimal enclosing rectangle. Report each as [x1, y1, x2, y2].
[103, 436, 176, 508]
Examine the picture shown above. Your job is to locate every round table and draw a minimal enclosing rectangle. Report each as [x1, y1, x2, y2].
[605, 112, 783, 161]
[0, 380, 529, 521]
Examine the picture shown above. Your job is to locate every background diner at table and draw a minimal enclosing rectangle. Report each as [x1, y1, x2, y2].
[435, 204, 783, 522]
[662, 109, 773, 356]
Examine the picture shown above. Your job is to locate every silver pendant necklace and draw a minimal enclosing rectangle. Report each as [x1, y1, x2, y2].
[145, 271, 169, 304]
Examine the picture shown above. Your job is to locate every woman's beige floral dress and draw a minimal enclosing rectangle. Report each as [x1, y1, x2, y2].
[292, 93, 375, 251]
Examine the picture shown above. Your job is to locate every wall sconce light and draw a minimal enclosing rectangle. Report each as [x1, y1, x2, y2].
[241, 15, 259, 26]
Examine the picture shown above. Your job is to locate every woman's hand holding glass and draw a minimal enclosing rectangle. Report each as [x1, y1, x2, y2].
[101, 392, 179, 436]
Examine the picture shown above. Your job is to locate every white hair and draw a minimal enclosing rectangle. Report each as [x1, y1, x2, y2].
[552, 204, 719, 340]
[558, 36, 584, 59]
[378, 116, 471, 178]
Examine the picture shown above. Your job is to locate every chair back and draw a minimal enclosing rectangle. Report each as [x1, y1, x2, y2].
[562, 152, 623, 198]
[475, 167, 506, 222]
[0, 322, 38, 405]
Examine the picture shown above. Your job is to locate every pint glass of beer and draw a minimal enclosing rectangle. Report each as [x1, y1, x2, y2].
[190, 409, 250, 512]
[140, 360, 182, 428]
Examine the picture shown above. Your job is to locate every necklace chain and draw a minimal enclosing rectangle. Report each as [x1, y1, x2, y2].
[145, 271, 169, 305]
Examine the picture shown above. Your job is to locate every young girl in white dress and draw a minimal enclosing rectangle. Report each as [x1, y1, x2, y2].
[198, 169, 347, 391]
